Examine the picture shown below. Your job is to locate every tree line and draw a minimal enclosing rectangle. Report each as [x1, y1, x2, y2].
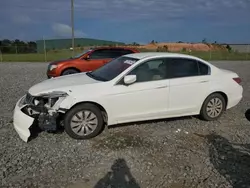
[0, 38, 233, 54]
[0, 39, 37, 53]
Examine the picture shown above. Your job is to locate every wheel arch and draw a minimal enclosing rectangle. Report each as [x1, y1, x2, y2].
[67, 101, 108, 123]
[215, 91, 228, 108]
[202, 91, 228, 110]
[60, 67, 81, 76]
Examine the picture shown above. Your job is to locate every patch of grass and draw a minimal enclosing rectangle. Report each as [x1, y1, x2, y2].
[1, 50, 250, 62]
[180, 51, 250, 61]
[1, 50, 83, 62]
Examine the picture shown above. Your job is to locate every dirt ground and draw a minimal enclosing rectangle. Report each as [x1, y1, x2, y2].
[0, 61, 250, 188]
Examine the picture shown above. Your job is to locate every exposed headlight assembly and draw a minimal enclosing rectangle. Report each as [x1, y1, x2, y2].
[37, 91, 68, 109]
[38, 91, 68, 98]
[39, 91, 68, 108]
[49, 65, 58, 71]
[20, 91, 69, 134]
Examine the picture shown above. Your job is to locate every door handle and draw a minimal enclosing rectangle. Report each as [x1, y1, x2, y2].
[156, 85, 168, 89]
[200, 80, 209, 83]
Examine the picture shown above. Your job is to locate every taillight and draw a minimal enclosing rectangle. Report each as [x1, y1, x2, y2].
[233, 77, 242, 85]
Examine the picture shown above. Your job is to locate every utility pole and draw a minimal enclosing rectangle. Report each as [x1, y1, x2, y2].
[0, 50, 2, 62]
[71, 0, 75, 57]
[43, 36, 47, 62]
[247, 44, 250, 60]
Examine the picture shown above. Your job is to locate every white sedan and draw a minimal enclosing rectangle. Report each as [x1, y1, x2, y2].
[13, 52, 243, 142]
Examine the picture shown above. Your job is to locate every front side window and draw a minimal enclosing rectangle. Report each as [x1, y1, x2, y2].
[89, 49, 113, 59]
[73, 49, 93, 59]
[103, 49, 128, 58]
[128, 58, 168, 83]
[87, 56, 139, 81]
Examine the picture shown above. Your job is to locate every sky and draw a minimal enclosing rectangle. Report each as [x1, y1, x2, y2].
[0, 0, 250, 44]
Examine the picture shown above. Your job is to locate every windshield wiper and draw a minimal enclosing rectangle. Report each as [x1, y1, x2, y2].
[86, 72, 107, 81]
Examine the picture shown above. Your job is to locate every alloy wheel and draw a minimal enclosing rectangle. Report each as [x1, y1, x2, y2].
[206, 98, 223, 118]
[70, 110, 98, 136]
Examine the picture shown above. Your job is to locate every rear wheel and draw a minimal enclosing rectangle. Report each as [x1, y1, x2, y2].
[200, 93, 226, 121]
[61, 68, 79, 76]
[64, 103, 104, 139]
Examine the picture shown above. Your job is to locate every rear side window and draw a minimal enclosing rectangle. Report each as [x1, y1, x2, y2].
[167, 58, 199, 78]
[89, 49, 134, 59]
[198, 62, 209, 75]
[110, 49, 134, 57]
[119, 49, 134, 55]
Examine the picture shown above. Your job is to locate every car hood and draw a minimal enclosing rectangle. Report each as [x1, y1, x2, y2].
[29, 73, 101, 95]
[49, 58, 76, 65]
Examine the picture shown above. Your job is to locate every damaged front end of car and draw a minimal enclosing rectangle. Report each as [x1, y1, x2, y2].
[13, 91, 70, 142]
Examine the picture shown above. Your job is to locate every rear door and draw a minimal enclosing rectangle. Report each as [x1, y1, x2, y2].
[167, 58, 211, 115]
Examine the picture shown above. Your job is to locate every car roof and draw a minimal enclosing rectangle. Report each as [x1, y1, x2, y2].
[124, 52, 203, 60]
[91, 46, 138, 51]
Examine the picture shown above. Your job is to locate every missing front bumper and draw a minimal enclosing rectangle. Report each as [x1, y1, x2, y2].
[13, 96, 63, 142]
[13, 97, 34, 142]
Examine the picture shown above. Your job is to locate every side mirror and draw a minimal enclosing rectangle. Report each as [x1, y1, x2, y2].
[124, 75, 136, 85]
[84, 55, 90, 60]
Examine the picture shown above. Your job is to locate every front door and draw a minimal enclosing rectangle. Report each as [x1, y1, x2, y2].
[83, 49, 113, 71]
[83, 48, 138, 71]
[108, 58, 170, 124]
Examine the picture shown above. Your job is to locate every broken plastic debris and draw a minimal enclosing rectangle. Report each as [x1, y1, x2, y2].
[175, 129, 189, 134]
[175, 129, 181, 133]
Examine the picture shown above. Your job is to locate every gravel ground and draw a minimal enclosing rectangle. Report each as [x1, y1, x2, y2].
[1, 61, 250, 188]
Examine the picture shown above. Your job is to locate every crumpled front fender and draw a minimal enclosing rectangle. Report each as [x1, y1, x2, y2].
[55, 95, 76, 111]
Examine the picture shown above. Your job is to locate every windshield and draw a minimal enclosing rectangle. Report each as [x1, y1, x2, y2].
[87, 56, 139, 81]
[73, 49, 93, 58]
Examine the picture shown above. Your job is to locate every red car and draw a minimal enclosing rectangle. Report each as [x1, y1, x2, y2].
[47, 47, 139, 78]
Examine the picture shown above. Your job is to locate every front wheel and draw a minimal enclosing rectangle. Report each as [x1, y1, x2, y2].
[200, 93, 226, 121]
[64, 104, 104, 139]
[61, 68, 79, 76]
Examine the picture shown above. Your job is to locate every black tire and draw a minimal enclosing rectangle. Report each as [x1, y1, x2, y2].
[61, 68, 79, 76]
[64, 103, 104, 140]
[200, 93, 226, 121]
[245, 109, 250, 122]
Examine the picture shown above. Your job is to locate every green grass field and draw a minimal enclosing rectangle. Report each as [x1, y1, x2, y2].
[1, 50, 78, 62]
[1, 49, 250, 62]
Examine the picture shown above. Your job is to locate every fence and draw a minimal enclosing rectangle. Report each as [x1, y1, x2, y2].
[1, 44, 250, 62]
